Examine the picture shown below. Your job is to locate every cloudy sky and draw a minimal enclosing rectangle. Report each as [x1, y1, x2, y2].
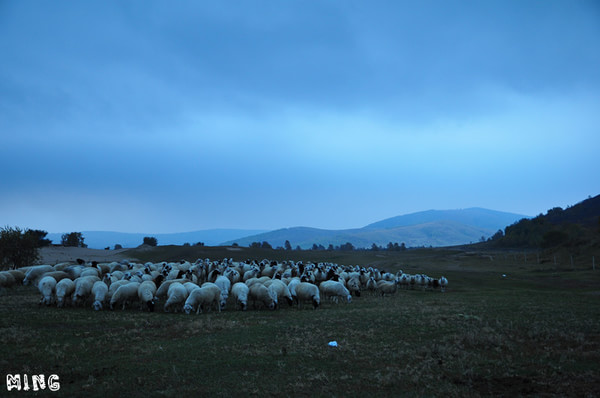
[1, 1, 598, 233]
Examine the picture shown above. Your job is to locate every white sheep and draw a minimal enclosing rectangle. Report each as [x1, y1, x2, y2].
[23, 265, 54, 286]
[230, 282, 249, 311]
[110, 281, 141, 310]
[295, 282, 320, 309]
[72, 276, 100, 306]
[439, 276, 448, 293]
[55, 278, 75, 308]
[37, 276, 57, 306]
[319, 280, 351, 304]
[183, 284, 221, 314]
[377, 280, 398, 296]
[214, 275, 231, 309]
[92, 281, 109, 310]
[346, 276, 361, 297]
[164, 282, 189, 313]
[137, 280, 158, 312]
[264, 279, 294, 307]
[248, 283, 276, 310]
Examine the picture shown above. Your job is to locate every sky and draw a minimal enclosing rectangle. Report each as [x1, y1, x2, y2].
[1, 1, 599, 233]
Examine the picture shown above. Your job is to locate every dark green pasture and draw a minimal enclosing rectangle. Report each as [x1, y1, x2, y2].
[1, 247, 599, 397]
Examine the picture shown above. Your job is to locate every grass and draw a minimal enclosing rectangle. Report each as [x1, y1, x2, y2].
[1, 247, 600, 397]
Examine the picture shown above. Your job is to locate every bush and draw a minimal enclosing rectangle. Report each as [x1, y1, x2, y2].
[61, 232, 87, 248]
[0, 226, 40, 269]
[114, 244, 123, 250]
[143, 237, 158, 247]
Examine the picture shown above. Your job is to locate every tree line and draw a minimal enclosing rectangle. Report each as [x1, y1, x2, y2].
[247, 240, 408, 251]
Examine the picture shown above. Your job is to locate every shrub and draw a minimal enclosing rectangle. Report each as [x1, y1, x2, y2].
[143, 237, 158, 247]
[0, 226, 40, 269]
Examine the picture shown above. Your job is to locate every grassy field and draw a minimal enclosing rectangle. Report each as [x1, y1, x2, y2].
[1, 246, 599, 397]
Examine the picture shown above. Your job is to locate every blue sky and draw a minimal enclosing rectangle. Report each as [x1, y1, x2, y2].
[1, 1, 598, 233]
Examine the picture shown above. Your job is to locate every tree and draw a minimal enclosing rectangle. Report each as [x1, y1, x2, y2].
[370, 243, 379, 251]
[62, 232, 87, 248]
[114, 244, 123, 250]
[250, 242, 261, 248]
[340, 242, 355, 251]
[26, 229, 52, 247]
[261, 241, 273, 249]
[295, 245, 302, 251]
[143, 236, 158, 247]
[284, 240, 292, 251]
[0, 226, 40, 269]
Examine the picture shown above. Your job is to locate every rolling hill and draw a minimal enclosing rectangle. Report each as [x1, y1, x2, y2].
[223, 208, 528, 249]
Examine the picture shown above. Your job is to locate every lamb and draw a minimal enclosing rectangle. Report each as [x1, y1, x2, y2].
[55, 278, 75, 308]
[164, 282, 189, 313]
[295, 282, 320, 309]
[72, 276, 100, 306]
[248, 283, 277, 310]
[37, 276, 57, 306]
[92, 281, 109, 310]
[23, 265, 54, 286]
[319, 280, 351, 303]
[109, 281, 141, 310]
[183, 284, 221, 314]
[137, 280, 158, 312]
[264, 279, 294, 307]
[230, 282, 249, 311]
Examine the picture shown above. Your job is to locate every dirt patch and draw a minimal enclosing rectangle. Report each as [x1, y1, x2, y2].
[36, 246, 138, 265]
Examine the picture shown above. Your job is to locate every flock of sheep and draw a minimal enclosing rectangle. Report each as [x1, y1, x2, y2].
[0, 258, 448, 313]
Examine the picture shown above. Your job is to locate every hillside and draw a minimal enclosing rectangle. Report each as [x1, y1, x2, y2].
[224, 208, 526, 249]
[364, 208, 528, 231]
[492, 194, 600, 248]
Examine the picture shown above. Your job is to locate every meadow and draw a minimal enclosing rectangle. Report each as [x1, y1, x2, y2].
[1, 246, 599, 397]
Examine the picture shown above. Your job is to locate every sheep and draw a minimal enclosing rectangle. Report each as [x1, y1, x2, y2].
[439, 276, 448, 293]
[164, 282, 188, 313]
[346, 276, 361, 297]
[365, 277, 378, 295]
[55, 278, 75, 308]
[110, 281, 141, 310]
[72, 276, 100, 306]
[37, 276, 57, 306]
[6, 269, 26, 284]
[107, 279, 131, 300]
[183, 284, 221, 314]
[287, 277, 301, 303]
[230, 282, 249, 311]
[183, 282, 200, 295]
[295, 282, 320, 309]
[377, 280, 398, 297]
[92, 281, 109, 310]
[155, 278, 188, 299]
[39, 271, 70, 283]
[264, 279, 294, 307]
[319, 280, 351, 304]
[80, 268, 100, 278]
[248, 283, 277, 310]
[399, 273, 410, 289]
[23, 265, 54, 286]
[214, 275, 231, 309]
[0, 271, 17, 290]
[138, 280, 158, 312]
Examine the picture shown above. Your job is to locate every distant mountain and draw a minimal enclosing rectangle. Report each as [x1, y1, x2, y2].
[364, 208, 528, 231]
[223, 208, 528, 249]
[46, 229, 269, 250]
[224, 221, 497, 249]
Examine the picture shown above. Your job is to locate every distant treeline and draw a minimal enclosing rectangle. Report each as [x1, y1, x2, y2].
[246, 240, 408, 251]
[489, 195, 600, 249]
